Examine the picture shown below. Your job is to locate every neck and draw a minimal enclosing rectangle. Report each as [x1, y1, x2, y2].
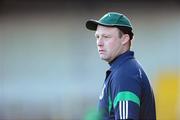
[108, 48, 130, 64]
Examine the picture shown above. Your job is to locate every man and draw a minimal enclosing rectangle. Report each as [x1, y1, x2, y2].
[85, 12, 156, 120]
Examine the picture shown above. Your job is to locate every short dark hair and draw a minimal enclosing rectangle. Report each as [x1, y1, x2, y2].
[118, 27, 134, 40]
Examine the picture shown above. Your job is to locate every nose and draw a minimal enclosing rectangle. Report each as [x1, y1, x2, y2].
[97, 37, 104, 46]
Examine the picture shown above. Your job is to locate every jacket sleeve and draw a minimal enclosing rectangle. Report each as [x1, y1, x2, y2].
[110, 72, 142, 120]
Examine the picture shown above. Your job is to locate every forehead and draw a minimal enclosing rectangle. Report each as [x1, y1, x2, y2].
[95, 25, 119, 35]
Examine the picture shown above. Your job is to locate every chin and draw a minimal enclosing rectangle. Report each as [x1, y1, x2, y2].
[99, 54, 109, 60]
[100, 57, 108, 62]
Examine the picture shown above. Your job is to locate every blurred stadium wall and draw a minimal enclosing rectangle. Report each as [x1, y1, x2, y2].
[0, 0, 180, 120]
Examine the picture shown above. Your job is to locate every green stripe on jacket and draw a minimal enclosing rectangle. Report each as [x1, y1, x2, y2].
[113, 91, 140, 108]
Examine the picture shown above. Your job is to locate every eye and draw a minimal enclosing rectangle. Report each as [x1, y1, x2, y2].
[95, 34, 99, 39]
[104, 35, 111, 38]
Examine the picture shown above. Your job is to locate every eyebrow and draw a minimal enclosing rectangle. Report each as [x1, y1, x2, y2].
[95, 31, 99, 35]
[95, 32, 110, 36]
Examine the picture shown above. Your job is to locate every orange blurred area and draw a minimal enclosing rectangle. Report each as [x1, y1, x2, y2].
[155, 70, 180, 120]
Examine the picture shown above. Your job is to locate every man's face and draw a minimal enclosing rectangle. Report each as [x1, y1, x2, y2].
[95, 25, 124, 62]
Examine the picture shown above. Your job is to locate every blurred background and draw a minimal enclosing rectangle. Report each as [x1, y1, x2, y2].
[0, 0, 180, 120]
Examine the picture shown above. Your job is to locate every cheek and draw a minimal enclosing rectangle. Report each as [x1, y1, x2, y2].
[106, 40, 119, 51]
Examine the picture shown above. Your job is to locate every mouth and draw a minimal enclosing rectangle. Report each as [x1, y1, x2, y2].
[98, 50, 105, 54]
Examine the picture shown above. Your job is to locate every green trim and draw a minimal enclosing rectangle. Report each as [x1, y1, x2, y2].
[108, 96, 112, 112]
[113, 91, 140, 108]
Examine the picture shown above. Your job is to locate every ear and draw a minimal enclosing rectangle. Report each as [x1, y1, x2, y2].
[122, 34, 130, 45]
